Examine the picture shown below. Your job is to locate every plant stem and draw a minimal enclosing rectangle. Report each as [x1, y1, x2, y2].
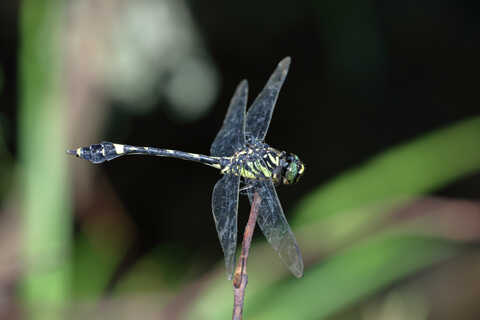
[232, 192, 261, 320]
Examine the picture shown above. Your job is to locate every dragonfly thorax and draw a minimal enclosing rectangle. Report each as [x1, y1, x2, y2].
[220, 142, 305, 185]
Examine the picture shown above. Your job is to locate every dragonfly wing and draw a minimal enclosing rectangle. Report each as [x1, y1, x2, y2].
[245, 57, 291, 141]
[247, 179, 303, 277]
[210, 80, 248, 157]
[212, 174, 240, 279]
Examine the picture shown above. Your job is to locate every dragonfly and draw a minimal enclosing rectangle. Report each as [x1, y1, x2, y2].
[68, 57, 305, 279]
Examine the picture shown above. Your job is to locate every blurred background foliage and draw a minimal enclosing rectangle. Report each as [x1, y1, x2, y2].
[0, 0, 479, 319]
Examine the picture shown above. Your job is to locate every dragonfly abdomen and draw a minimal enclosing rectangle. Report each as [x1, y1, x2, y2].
[67, 142, 125, 163]
[68, 141, 222, 168]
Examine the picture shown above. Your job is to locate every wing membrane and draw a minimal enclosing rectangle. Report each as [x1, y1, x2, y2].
[210, 80, 248, 157]
[247, 179, 303, 277]
[212, 174, 240, 279]
[245, 57, 291, 141]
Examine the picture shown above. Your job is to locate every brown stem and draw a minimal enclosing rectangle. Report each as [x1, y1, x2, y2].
[232, 192, 261, 320]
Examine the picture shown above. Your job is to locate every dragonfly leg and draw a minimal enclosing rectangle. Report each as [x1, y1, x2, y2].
[239, 183, 255, 194]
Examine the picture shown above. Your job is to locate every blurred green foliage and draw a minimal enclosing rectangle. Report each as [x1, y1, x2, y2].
[296, 117, 480, 225]
[0, 127, 13, 199]
[19, 1, 71, 319]
[246, 235, 458, 320]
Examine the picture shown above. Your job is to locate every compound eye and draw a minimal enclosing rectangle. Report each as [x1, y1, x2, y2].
[285, 161, 298, 184]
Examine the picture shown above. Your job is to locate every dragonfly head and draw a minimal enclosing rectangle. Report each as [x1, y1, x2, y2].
[281, 153, 305, 185]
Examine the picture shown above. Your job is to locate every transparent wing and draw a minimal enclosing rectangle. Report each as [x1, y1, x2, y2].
[245, 57, 291, 141]
[247, 179, 303, 277]
[212, 174, 240, 279]
[210, 80, 248, 157]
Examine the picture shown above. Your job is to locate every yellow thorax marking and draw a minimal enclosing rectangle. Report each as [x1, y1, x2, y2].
[268, 153, 279, 166]
[221, 161, 233, 174]
[298, 163, 305, 175]
[239, 167, 256, 179]
[247, 162, 259, 175]
[255, 160, 272, 178]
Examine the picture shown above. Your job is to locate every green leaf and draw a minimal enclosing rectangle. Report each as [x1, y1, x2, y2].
[246, 234, 459, 320]
[296, 117, 480, 225]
